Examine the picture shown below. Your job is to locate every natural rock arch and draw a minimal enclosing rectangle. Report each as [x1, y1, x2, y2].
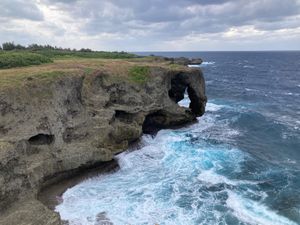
[168, 71, 206, 117]
[142, 70, 207, 134]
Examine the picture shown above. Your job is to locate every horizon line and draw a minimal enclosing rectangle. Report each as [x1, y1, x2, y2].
[133, 50, 300, 52]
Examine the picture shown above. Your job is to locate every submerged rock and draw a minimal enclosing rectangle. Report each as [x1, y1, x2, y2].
[0, 59, 206, 224]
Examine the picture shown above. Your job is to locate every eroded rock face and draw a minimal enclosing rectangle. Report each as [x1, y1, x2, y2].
[0, 66, 206, 225]
[168, 70, 206, 116]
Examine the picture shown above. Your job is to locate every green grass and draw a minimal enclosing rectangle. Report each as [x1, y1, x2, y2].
[128, 66, 150, 83]
[33, 71, 67, 80]
[33, 49, 137, 59]
[0, 52, 52, 69]
[0, 49, 138, 69]
[0, 70, 69, 88]
[169, 63, 185, 70]
[83, 67, 96, 75]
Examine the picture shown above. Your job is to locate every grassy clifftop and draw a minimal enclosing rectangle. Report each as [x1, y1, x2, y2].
[0, 49, 137, 69]
[0, 44, 190, 89]
[0, 57, 187, 90]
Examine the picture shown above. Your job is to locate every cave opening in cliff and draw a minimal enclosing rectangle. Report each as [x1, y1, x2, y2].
[114, 110, 135, 123]
[142, 110, 166, 134]
[28, 134, 54, 145]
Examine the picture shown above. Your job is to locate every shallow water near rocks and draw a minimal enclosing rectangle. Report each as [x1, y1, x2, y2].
[56, 52, 300, 225]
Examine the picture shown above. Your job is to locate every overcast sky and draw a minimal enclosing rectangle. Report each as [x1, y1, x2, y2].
[0, 0, 300, 51]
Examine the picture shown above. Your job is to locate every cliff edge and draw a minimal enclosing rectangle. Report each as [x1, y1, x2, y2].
[0, 58, 206, 225]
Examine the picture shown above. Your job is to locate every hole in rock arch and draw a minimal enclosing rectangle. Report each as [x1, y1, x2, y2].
[28, 134, 54, 145]
[168, 72, 193, 108]
[168, 72, 204, 116]
[168, 73, 187, 103]
[177, 88, 191, 107]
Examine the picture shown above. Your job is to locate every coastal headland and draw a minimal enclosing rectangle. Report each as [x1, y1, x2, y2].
[0, 55, 206, 225]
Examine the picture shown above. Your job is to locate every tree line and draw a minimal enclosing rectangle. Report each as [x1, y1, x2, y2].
[0, 42, 93, 52]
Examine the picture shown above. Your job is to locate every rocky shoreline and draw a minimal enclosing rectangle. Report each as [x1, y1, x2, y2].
[0, 59, 206, 225]
[38, 159, 119, 211]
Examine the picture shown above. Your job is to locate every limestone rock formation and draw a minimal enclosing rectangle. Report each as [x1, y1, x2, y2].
[150, 56, 203, 65]
[0, 62, 206, 225]
[172, 57, 203, 65]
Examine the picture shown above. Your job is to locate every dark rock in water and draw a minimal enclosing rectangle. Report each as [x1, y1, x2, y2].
[173, 57, 191, 65]
[173, 57, 203, 65]
[189, 58, 203, 65]
[150, 55, 203, 66]
[95, 212, 113, 225]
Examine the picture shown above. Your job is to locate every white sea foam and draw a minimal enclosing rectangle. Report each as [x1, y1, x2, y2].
[197, 169, 257, 186]
[178, 95, 190, 107]
[188, 64, 201, 68]
[56, 119, 243, 224]
[179, 98, 226, 112]
[188, 61, 215, 67]
[202, 61, 215, 65]
[243, 65, 255, 68]
[56, 97, 295, 225]
[206, 102, 225, 112]
[245, 88, 259, 92]
[284, 92, 294, 95]
[227, 191, 298, 225]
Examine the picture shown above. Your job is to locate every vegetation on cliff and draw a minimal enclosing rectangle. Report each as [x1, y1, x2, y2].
[0, 51, 207, 225]
[0, 56, 188, 90]
[128, 66, 150, 83]
[0, 52, 53, 69]
[0, 42, 137, 69]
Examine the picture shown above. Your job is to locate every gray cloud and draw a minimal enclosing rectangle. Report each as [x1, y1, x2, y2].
[1, 0, 300, 50]
[0, 0, 44, 21]
[51, 0, 300, 36]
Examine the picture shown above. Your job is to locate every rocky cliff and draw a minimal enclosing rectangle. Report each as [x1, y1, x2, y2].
[0, 59, 206, 225]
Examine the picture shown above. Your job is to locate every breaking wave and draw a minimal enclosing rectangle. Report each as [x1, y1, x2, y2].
[56, 100, 299, 225]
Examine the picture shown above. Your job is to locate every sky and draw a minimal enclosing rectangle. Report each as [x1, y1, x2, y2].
[0, 0, 300, 51]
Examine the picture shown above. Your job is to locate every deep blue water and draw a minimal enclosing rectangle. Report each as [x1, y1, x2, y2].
[56, 52, 300, 225]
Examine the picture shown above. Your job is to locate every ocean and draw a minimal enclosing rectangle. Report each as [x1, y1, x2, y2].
[55, 51, 300, 225]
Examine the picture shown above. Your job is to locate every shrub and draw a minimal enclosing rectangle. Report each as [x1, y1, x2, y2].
[128, 66, 150, 83]
[0, 42, 138, 69]
[0, 52, 52, 69]
[33, 49, 137, 59]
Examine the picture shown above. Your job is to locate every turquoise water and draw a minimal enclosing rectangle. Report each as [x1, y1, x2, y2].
[56, 52, 300, 225]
